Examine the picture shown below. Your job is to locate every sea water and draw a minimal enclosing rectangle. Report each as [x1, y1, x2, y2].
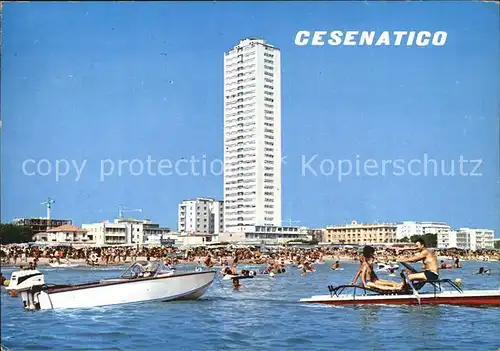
[1, 261, 499, 351]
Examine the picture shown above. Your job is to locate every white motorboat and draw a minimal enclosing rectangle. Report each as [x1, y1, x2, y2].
[6, 261, 215, 310]
[48, 262, 80, 268]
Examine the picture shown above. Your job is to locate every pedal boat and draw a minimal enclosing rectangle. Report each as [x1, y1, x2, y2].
[299, 263, 500, 306]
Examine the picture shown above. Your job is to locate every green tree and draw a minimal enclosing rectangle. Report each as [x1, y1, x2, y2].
[410, 233, 437, 248]
[0, 224, 34, 244]
[494, 240, 500, 249]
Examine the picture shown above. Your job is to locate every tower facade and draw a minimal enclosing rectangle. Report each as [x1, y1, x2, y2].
[223, 38, 282, 231]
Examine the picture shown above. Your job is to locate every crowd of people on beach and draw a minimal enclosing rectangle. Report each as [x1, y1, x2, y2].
[1, 243, 498, 269]
[0, 241, 498, 294]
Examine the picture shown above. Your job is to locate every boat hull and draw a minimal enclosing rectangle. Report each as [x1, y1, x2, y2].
[32, 271, 215, 310]
[299, 290, 500, 306]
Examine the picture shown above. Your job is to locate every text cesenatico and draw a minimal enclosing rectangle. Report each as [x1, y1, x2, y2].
[295, 31, 448, 46]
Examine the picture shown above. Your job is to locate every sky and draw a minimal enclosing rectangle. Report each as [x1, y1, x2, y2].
[1, 2, 499, 236]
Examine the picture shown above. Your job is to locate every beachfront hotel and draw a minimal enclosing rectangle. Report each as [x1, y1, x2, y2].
[82, 218, 171, 246]
[324, 220, 397, 244]
[177, 198, 224, 234]
[396, 221, 451, 240]
[218, 225, 311, 245]
[223, 38, 282, 232]
[438, 228, 495, 250]
[33, 224, 90, 243]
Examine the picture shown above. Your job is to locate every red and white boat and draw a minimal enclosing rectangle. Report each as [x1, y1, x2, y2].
[299, 263, 500, 307]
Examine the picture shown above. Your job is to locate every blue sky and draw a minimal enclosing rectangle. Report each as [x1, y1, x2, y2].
[2, 2, 499, 236]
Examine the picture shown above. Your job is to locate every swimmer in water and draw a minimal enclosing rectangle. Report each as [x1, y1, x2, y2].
[331, 261, 340, 270]
[301, 265, 307, 277]
[477, 267, 490, 274]
[204, 255, 214, 268]
[221, 267, 232, 276]
[440, 260, 452, 269]
[232, 278, 243, 290]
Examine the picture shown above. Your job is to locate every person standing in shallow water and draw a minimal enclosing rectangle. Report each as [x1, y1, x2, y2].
[231, 257, 238, 275]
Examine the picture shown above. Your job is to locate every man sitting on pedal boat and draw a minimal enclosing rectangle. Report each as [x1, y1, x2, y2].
[399, 238, 439, 283]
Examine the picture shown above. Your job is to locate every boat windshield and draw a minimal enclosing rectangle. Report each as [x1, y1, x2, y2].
[120, 261, 173, 279]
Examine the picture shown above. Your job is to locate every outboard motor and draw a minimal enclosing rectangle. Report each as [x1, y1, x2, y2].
[6, 270, 45, 310]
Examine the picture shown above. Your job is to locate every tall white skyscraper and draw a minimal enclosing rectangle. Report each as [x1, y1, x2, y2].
[223, 38, 282, 232]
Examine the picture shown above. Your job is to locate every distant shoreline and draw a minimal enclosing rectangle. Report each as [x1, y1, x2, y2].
[1, 255, 497, 269]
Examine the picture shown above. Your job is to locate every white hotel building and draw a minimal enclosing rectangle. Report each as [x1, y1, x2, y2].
[81, 218, 172, 246]
[177, 198, 224, 234]
[438, 228, 495, 251]
[223, 38, 282, 232]
[396, 221, 451, 241]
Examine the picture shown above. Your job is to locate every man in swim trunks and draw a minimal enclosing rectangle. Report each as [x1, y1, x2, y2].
[399, 238, 439, 282]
